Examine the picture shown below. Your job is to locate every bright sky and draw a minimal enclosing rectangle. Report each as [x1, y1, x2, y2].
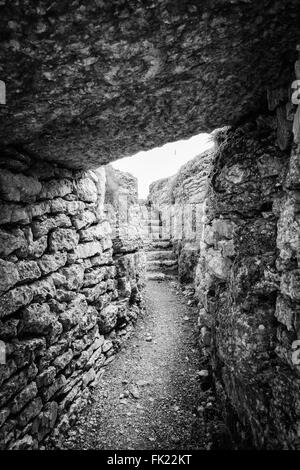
[111, 133, 214, 199]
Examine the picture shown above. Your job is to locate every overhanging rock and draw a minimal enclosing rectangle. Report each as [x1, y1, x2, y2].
[0, 0, 299, 168]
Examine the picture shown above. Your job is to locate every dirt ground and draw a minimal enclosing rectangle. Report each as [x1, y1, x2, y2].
[61, 280, 230, 450]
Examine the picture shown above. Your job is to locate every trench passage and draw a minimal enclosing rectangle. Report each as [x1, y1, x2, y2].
[61, 280, 223, 450]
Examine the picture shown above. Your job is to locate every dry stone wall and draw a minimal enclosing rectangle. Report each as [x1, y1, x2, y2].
[148, 151, 213, 283]
[195, 115, 300, 448]
[0, 154, 145, 450]
[104, 164, 146, 249]
[104, 166, 146, 315]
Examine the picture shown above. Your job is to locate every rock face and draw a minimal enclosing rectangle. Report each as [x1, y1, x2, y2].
[105, 165, 138, 207]
[0, 154, 145, 450]
[149, 150, 213, 206]
[195, 110, 300, 448]
[0, 1, 299, 168]
[105, 165, 145, 250]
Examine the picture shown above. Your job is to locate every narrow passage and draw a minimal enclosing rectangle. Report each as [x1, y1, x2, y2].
[62, 280, 227, 450]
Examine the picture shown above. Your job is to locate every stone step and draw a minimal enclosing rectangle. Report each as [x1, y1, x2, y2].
[148, 211, 161, 218]
[147, 262, 178, 274]
[146, 250, 177, 261]
[146, 240, 173, 250]
[147, 259, 177, 268]
[148, 219, 161, 225]
[146, 272, 176, 281]
[148, 229, 161, 235]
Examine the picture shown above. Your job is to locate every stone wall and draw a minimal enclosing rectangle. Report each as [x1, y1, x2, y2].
[104, 164, 146, 248]
[148, 151, 212, 282]
[104, 165, 146, 319]
[0, 154, 145, 450]
[196, 113, 300, 448]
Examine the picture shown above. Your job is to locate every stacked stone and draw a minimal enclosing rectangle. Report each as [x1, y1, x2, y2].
[195, 118, 300, 448]
[276, 143, 300, 361]
[171, 151, 213, 205]
[105, 202, 144, 250]
[271, 76, 300, 378]
[148, 150, 213, 283]
[0, 154, 145, 450]
[138, 204, 151, 243]
[104, 164, 145, 248]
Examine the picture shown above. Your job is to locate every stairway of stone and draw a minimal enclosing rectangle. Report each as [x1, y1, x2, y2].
[141, 208, 162, 241]
[145, 239, 178, 281]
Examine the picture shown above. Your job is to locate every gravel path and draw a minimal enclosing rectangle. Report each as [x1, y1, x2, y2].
[62, 280, 227, 450]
